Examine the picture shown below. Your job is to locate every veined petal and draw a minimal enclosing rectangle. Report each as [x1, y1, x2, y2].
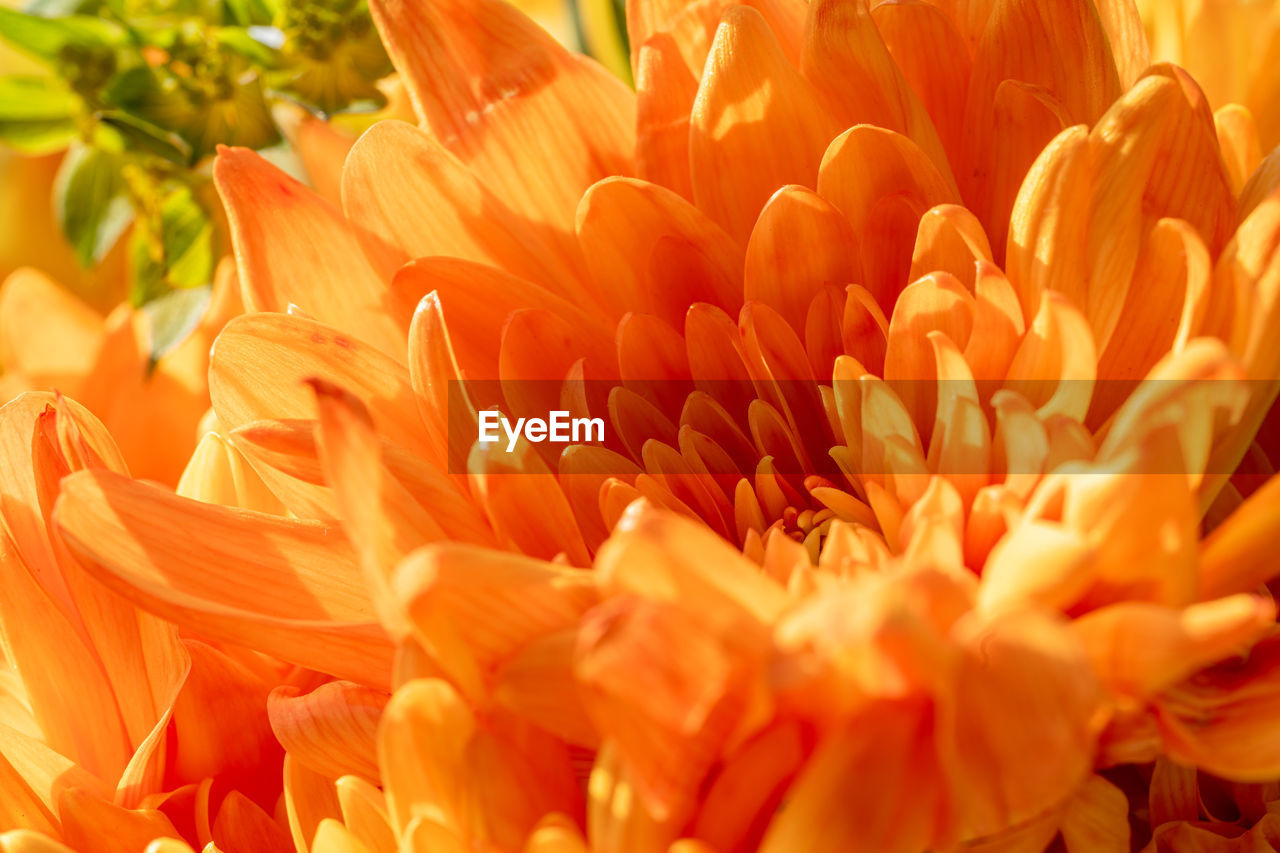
[817, 125, 959, 311]
[962, 0, 1121, 236]
[800, 0, 953, 183]
[635, 34, 698, 201]
[577, 177, 742, 328]
[269, 682, 387, 783]
[213, 148, 405, 359]
[1005, 126, 1092, 324]
[872, 0, 971, 171]
[689, 5, 841, 243]
[369, 0, 635, 238]
[53, 469, 393, 686]
[744, 186, 861, 336]
[343, 121, 587, 298]
[210, 313, 434, 463]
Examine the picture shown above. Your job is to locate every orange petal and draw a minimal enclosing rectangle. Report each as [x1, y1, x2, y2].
[210, 790, 292, 853]
[53, 469, 393, 686]
[0, 268, 102, 396]
[269, 682, 386, 783]
[468, 439, 592, 566]
[635, 34, 698, 201]
[1157, 636, 1280, 779]
[283, 754, 344, 853]
[1199, 474, 1280, 599]
[1004, 126, 1093, 324]
[335, 775, 396, 853]
[212, 148, 405, 359]
[1215, 104, 1262, 197]
[908, 204, 993, 292]
[1073, 595, 1276, 700]
[1058, 774, 1130, 853]
[597, 503, 788, 624]
[948, 608, 1103, 838]
[817, 126, 959, 311]
[962, 0, 1120, 241]
[58, 789, 180, 853]
[394, 543, 597, 695]
[312, 379, 448, 631]
[342, 121, 585, 298]
[1004, 291, 1097, 424]
[577, 177, 742, 327]
[575, 594, 770, 823]
[744, 186, 861, 336]
[369, 0, 635, 240]
[800, 0, 953, 183]
[689, 5, 841, 243]
[292, 116, 355, 207]
[757, 698, 943, 853]
[210, 313, 433, 462]
[376, 678, 474, 836]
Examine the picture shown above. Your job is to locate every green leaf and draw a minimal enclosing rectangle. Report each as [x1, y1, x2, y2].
[95, 109, 192, 164]
[221, 0, 275, 27]
[129, 182, 216, 305]
[0, 75, 79, 153]
[142, 282, 210, 364]
[0, 7, 125, 60]
[53, 141, 134, 267]
[216, 26, 281, 69]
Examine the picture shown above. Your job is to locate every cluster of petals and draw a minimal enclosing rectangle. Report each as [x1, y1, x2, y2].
[2, 0, 1280, 851]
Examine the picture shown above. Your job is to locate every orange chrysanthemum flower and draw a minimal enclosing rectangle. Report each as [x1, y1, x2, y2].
[3, 0, 1280, 851]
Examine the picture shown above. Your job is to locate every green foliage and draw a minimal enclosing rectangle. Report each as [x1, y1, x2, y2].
[0, 0, 394, 352]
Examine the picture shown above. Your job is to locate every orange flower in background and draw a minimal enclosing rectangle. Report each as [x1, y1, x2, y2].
[0, 262, 238, 485]
[3, 0, 1280, 852]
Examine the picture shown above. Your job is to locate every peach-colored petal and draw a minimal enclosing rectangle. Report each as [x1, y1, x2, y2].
[0, 269, 102, 396]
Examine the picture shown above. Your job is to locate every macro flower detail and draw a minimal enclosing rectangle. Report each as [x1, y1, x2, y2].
[0, 0, 1279, 850]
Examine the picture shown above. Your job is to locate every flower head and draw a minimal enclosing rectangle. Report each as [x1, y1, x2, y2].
[4, 0, 1280, 849]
